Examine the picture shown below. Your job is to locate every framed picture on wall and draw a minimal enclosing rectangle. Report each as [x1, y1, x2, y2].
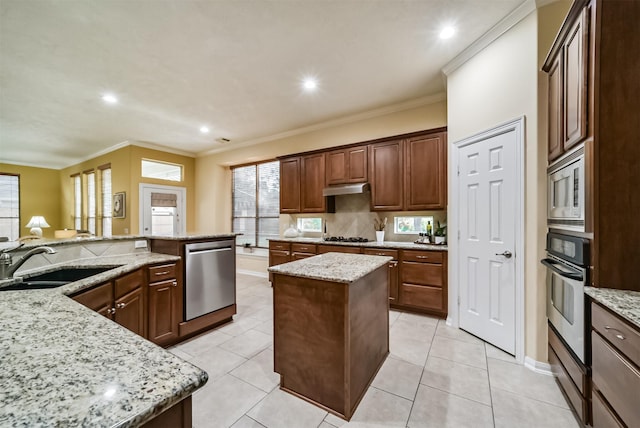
[113, 192, 126, 219]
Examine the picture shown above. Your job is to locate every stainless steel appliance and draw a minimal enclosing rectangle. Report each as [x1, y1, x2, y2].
[547, 145, 585, 231]
[185, 239, 236, 321]
[542, 232, 589, 362]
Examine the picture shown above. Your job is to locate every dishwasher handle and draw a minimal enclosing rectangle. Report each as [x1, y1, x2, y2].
[187, 246, 233, 255]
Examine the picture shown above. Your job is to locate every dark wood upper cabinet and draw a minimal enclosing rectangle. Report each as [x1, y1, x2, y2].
[369, 139, 404, 211]
[279, 157, 301, 213]
[325, 145, 368, 185]
[404, 132, 447, 210]
[547, 54, 564, 161]
[563, 8, 589, 152]
[300, 153, 326, 212]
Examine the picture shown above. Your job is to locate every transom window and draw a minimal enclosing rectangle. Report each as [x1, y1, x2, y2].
[0, 174, 20, 241]
[232, 160, 279, 248]
[141, 159, 182, 182]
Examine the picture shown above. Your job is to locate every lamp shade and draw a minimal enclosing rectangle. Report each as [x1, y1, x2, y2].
[25, 216, 50, 237]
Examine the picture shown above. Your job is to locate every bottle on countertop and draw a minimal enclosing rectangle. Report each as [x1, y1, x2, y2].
[426, 221, 432, 238]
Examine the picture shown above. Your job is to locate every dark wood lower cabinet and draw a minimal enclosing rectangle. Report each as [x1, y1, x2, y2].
[148, 279, 180, 345]
[396, 250, 447, 317]
[114, 287, 145, 337]
[142, 396, 192, 428]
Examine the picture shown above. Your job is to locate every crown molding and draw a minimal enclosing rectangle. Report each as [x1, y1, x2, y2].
[198, 92, 446, 157]
[442, 0, 537, 76]
[128, 140, 197, 158]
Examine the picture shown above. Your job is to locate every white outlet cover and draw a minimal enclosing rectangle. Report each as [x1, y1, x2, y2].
[134, 240, 148, 249]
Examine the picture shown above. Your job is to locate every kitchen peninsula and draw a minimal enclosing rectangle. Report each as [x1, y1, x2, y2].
[269, 252, 392, 420]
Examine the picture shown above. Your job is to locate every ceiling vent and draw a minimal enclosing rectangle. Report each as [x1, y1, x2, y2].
[216, 137, 231, 144]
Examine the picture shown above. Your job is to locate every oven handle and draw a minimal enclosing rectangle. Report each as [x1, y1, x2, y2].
[541, 258, 584, 281]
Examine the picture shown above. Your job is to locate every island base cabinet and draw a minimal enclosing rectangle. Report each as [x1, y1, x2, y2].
[142, 396, 192, 428]
[273, 266, 389, 420]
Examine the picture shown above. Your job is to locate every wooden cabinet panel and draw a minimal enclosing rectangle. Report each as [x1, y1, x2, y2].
[404, 132, 447, 210]
[301, 153, 326, 213]
[548, 54, 563, 161]
[592, 388, 624, 428]
[269, 250, 291, 266]
[548, 345, 588, 423]
[325, 150, 348, 185]
[148, 279, 180, 344]
[325, 146, 368, 185]
[563, 8, 588, 151]
[269, 241, 290, 251]
[114, 287, 146, 337]
[317, 245, 363, 254]
[399, 284, 443, 312]
[402, 250, 443, 264]
[364, 248, 399, 302]
[592, 303, 640, 363]
[548, 324, 587, 393]
[72, 282, 113, 315]
[291, 243, 317, 254]
[291, 252, 315, 261]
[592, 331, 640, 428]
[347, 146, 367, 183]
[401, 262, 443, 287]
[369, 140, 403, 211]
[114, 269, 144, 300]
[148, 263, 177, 283]
[280, 157, 301, 213]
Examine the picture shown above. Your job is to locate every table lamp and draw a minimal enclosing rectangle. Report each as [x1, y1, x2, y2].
[26, 216, 50, 237]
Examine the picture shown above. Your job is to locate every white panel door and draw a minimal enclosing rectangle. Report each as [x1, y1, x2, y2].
[140, 184, 186, 236]
[458, 128, 516, 354]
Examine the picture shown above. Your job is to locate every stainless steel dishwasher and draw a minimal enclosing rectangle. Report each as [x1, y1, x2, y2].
[185, 239, 236, 321]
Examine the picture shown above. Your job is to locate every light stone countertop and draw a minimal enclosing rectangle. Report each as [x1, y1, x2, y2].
[585, 287, 640, 329]
[0, 252, 208, 427]
[268, 252, 392, 283]
[269, 237, 447, 251]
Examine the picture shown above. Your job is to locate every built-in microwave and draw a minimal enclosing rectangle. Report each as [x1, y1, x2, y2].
[547, 145, 585, 232]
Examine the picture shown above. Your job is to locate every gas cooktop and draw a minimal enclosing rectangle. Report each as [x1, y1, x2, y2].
[323, 236, 370, 243]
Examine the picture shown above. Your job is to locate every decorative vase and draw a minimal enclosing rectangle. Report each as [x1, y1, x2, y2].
[376, 231, 385, 243]
[435, 236, 445, 244]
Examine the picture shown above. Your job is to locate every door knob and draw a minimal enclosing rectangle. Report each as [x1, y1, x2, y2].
[495, 251, 513, 259]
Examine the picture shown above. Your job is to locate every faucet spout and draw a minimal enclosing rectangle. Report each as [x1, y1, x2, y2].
[0, 246, 57, 279]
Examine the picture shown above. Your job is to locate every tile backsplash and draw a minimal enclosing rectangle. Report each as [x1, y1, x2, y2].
[280, 193, 446, 243]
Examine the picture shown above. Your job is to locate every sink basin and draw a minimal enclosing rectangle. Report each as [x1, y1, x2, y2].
[0, 266, 119, 291]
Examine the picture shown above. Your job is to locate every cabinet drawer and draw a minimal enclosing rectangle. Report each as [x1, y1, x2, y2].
[402, 250, 443, 264]
[269, 241, 291, 251]
[399, 284, 444, 311]
[592, 302, 640, 363]
[363, 248, 398, 260]
[291, 252, 315, 261]
[401, 262, 443, 287]
[291, 243, 317, 254]
[592, 387, 624, 428]
[72, 282, 112, 312]
[148, 263, 177, 283]
[548, 345, 588, 424]
[317, 245, 362, 254]
[114, 269, 144, 299]
[548, 324, 587, 393]
[592, 331, 640, 428]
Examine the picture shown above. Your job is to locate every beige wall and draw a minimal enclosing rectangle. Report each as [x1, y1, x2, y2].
[446, 2, 569, 363]
[196, 101, 447, 233]
[0, 163, 61, 239]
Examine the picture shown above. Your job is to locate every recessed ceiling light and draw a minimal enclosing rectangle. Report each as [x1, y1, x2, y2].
[302, 77, 318, 92]
[200, 126, 210, 134]
[439, 26, 455, 40]
[101, 93, 118, 104]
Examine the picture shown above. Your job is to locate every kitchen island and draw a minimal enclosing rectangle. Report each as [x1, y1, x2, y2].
[269, 252, 392, 420]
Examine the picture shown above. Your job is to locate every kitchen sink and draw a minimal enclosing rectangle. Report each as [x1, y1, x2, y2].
[0, 266, 119, 291]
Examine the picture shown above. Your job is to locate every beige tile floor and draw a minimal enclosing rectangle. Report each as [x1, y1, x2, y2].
[168, 274, 579, 428]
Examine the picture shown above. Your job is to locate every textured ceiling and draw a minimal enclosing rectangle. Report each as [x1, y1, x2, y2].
[0, 0, 524, 169]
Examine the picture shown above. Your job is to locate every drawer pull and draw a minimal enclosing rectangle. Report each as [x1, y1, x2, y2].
[604, 325, 626, 340]
[416, 255, 429, 259]
[116, 302, 126, 309]
[154, 271, 170, 276]
[389, 261, 398, 267]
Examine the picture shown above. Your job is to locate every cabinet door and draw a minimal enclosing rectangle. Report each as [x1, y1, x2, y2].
[548, 53, 564, 161]
[563, 9, 589, 151]
[404, 132, 447, 210]
[325, 149, 348, 185]
[364, 248, 399, 302]
[148, 279, 179, 345]
[72, 282, 113, 317]
[301, 153, 326, 212]
[280, 157, 301, 213]
[269, 250, 291, 266]
[114, 269, 144, 300]
[369, 140, 403, 211]
[114, 287, 146, 337]
[347, 146, 368, 183]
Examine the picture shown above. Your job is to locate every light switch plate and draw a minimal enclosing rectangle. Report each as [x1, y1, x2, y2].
[134, 240, 148, 249]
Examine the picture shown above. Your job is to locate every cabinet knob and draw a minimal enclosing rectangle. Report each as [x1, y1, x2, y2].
[172, 281, 178, 287]
[107, 308, 116, 315]
[116, 302, 126, 309]
[604, 326, 626, 340]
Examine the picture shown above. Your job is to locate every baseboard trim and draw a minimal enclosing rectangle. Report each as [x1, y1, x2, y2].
[237, 269, 269, 279]
[524, 356, 553, 376]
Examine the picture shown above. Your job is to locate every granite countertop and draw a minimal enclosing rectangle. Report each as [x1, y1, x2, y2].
[147, 233, 239, 241]
[0, 252, 208, 427]
[585, 287, 640, 329]
[269, 237, 447, 251]
[268, 252, 392, 283]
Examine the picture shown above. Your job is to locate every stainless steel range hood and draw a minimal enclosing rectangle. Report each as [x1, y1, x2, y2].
[322, 182, 370, 197]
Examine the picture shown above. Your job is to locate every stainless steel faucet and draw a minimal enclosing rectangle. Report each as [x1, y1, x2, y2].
[0, 245, 57, 279]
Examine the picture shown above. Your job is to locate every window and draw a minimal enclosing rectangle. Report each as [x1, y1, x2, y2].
[232, 160, 279, 248]
[100, 166, 112, 237]
[0, 174, 20, 241]
[394, 215, 434, 234]
[85, 171, 96, 234]
[141, 159, 182, 182]
[297, 218, 322, 233]
[73, 174, 81, 230]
